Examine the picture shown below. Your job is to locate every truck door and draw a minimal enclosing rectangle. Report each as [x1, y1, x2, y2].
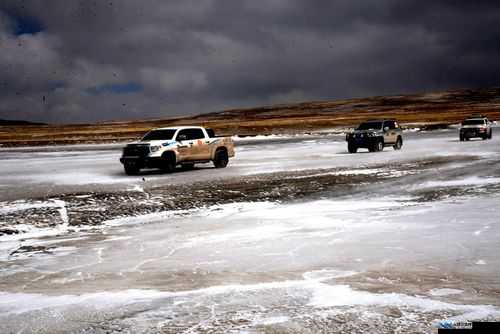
[189, 128, 210, 160]
[197, 128, 211, 160]
[383, 121, 397, 144]
[175, 129, 194, 161]
[176, 128, 208, 161]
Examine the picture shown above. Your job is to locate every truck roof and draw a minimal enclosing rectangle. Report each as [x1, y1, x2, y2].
[364, 119, 397, 122]
[152, 126, 205, 131]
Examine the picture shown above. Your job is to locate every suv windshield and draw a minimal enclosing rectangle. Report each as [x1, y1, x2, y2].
[142, 129, 176, 141]
[357, 121, 383, 131]
[462, 119, 485, 126]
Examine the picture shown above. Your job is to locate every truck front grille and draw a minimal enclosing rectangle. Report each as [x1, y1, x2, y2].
[123, 144, 150, 157]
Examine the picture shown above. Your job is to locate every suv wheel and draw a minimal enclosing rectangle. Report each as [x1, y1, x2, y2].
[213, 149, 229, 168]
[489, 130, 493, 139]
[393, 137, 403, 150]
[348, 143, 357, 153]
[375, 140, 384, 152]
[460, 134, 465, 142]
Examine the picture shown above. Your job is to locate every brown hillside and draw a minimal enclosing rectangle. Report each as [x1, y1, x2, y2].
[1, 87, 500, 147]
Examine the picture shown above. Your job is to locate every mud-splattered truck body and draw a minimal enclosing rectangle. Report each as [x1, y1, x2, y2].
[120, 126, 235, 175]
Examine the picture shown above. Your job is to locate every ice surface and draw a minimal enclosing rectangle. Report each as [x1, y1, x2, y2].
[1, 130, 498, 201]
[1, 131, 500, 332]
[419, 176, 500, 188]
[309, 284, 499, 321]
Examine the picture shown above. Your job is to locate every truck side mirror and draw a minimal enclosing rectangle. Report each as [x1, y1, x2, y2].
[383, 126, 389, 132]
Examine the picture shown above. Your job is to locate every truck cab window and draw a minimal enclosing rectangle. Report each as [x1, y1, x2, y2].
[190, 129, 205, 139]
[177, 128, 205, 141]
[385, 121, 396, 130]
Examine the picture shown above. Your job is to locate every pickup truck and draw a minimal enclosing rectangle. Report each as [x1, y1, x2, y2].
[120, 126, 235, 175]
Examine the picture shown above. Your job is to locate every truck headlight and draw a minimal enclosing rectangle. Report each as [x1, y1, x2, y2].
[150, 145, 161, 152]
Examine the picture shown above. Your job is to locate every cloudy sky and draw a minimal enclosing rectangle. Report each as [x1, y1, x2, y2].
[1, 1, 500, 123]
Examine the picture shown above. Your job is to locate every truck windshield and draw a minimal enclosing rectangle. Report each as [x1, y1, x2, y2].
[142, 129, 176, 141]
[463, 119, 485, 126]
[357, 122, 383, 131]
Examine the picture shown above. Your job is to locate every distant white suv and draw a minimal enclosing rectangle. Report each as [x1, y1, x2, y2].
[459, 116, 493, 141]
[120, 126, 235, 175]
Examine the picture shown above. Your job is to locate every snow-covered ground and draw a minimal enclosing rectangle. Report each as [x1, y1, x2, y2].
[1, 130, 500, 332]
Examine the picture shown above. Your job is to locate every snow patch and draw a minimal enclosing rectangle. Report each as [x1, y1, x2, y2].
[419, 177, 500, 189]
[2, 271, 498, 323]
[429, 288, 464, 297]
[252, 316, 289, 326]
[302, 269, 357, 281]
[52, 200, 69, 224]
[308, 284, 499, 321]
[291, 168, 383, 179]
[0, 200, 61, 214]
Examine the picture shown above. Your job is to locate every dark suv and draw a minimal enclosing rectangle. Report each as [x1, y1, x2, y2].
[346, 120, 403, 153]
[459, 116, 493, 141]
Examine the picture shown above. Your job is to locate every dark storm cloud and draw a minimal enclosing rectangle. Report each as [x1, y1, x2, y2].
[1, 0, 500, 123]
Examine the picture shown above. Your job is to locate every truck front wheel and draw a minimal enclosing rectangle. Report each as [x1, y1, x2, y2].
[161, 152, 176, 173]
[213, 148, 229, 168]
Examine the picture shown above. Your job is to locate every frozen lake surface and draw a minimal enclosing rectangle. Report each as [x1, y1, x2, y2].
[1, 131, 495, 201]
[1, 130, 500, 332]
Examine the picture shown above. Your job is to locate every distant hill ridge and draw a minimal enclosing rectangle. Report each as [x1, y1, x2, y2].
[188, 87, 500, 121]
[2, 87, 500, 147]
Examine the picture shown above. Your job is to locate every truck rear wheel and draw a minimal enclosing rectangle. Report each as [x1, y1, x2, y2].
[213, 148, 229, 168]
